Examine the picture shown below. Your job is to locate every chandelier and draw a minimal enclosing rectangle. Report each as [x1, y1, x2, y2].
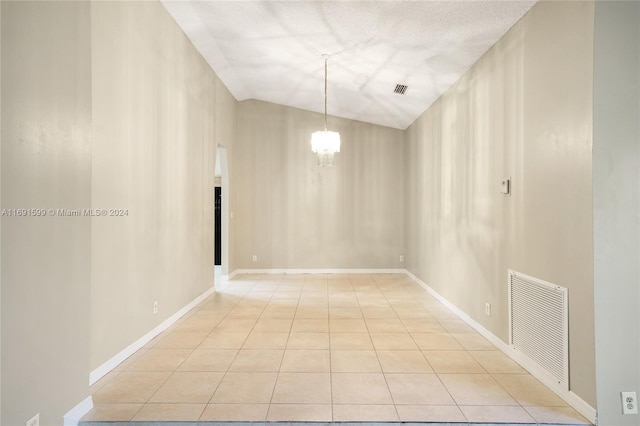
[310, 55, 340, 167]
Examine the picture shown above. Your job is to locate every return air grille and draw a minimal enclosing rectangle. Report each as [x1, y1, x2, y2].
[394, 84, 408, 95]
[508, 270, 568, 388]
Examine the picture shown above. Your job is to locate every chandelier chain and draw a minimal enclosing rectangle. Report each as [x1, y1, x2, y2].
[324, 57, 328, 131]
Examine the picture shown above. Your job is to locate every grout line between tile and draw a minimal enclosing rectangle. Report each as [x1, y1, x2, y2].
[328, 279, 335, 421]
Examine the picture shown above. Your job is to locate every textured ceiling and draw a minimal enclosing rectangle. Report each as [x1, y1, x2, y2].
[161, 1, 536, 130]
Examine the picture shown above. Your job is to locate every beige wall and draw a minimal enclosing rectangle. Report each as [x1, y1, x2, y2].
[236, 100, 404, 270]
[90, 1, 236, 370]
[2, 1, 238, 420]
[1, 1, 92, 424]
[403, 0, 595, 407]
[0, 3, 3, 422]
[593, 1, 640, 424]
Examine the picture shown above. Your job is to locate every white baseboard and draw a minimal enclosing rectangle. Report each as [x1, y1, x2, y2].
[404, 270, 596, 425]
[89, 285, 216, 385]
[224, 269, 239, 281]
[232, 268, 407, 275]
[63, 396, 93, 426]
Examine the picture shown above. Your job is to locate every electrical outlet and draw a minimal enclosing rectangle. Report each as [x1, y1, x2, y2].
[485, 302, 491, 316]
[153, 301, 158, 314]
[399, 255, 404, 263]
[26, 413, 39, 426]
[252, 255, 257, 262]
[621, 391, 638, 414]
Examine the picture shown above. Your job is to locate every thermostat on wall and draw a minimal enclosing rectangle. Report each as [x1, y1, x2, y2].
[501, 178, 511, 195]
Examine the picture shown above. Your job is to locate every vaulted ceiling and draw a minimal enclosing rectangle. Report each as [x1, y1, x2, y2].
[161, 1, 536, 130]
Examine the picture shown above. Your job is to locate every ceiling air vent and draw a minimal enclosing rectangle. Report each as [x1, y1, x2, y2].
[394, 84, 408, 95]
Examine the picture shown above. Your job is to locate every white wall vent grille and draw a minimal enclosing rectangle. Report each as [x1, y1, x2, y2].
[508, 270, 569, 388]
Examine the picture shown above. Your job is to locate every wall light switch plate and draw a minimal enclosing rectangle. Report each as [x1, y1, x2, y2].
[501, 178, 511, 195]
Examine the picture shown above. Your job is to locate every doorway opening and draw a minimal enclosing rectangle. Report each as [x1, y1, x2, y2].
[214, 186, 222, 266]
[214, 144, 230, 284]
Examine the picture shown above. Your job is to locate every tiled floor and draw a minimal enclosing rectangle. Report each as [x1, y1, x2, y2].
[82, 273, 591, 425]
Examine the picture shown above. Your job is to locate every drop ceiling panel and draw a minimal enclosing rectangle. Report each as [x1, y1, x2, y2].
[162, 1, 536, 129]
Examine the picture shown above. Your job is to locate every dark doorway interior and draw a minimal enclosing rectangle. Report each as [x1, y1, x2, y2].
[214, 186, 222, 266]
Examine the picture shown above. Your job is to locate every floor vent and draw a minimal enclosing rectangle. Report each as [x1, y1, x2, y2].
[508, 270, 569, 388]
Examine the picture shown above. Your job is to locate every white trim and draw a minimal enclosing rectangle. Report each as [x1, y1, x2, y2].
[63, 396, 93, 426]
[404, 270, 596, 425]
[89, 286, 216, 385]
[216, 145, 231, 277]
[223, 269, 239, 281]
[232, 268, 407, 275]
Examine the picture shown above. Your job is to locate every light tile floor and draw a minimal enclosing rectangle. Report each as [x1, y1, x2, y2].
[82, 274, 591, 425]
